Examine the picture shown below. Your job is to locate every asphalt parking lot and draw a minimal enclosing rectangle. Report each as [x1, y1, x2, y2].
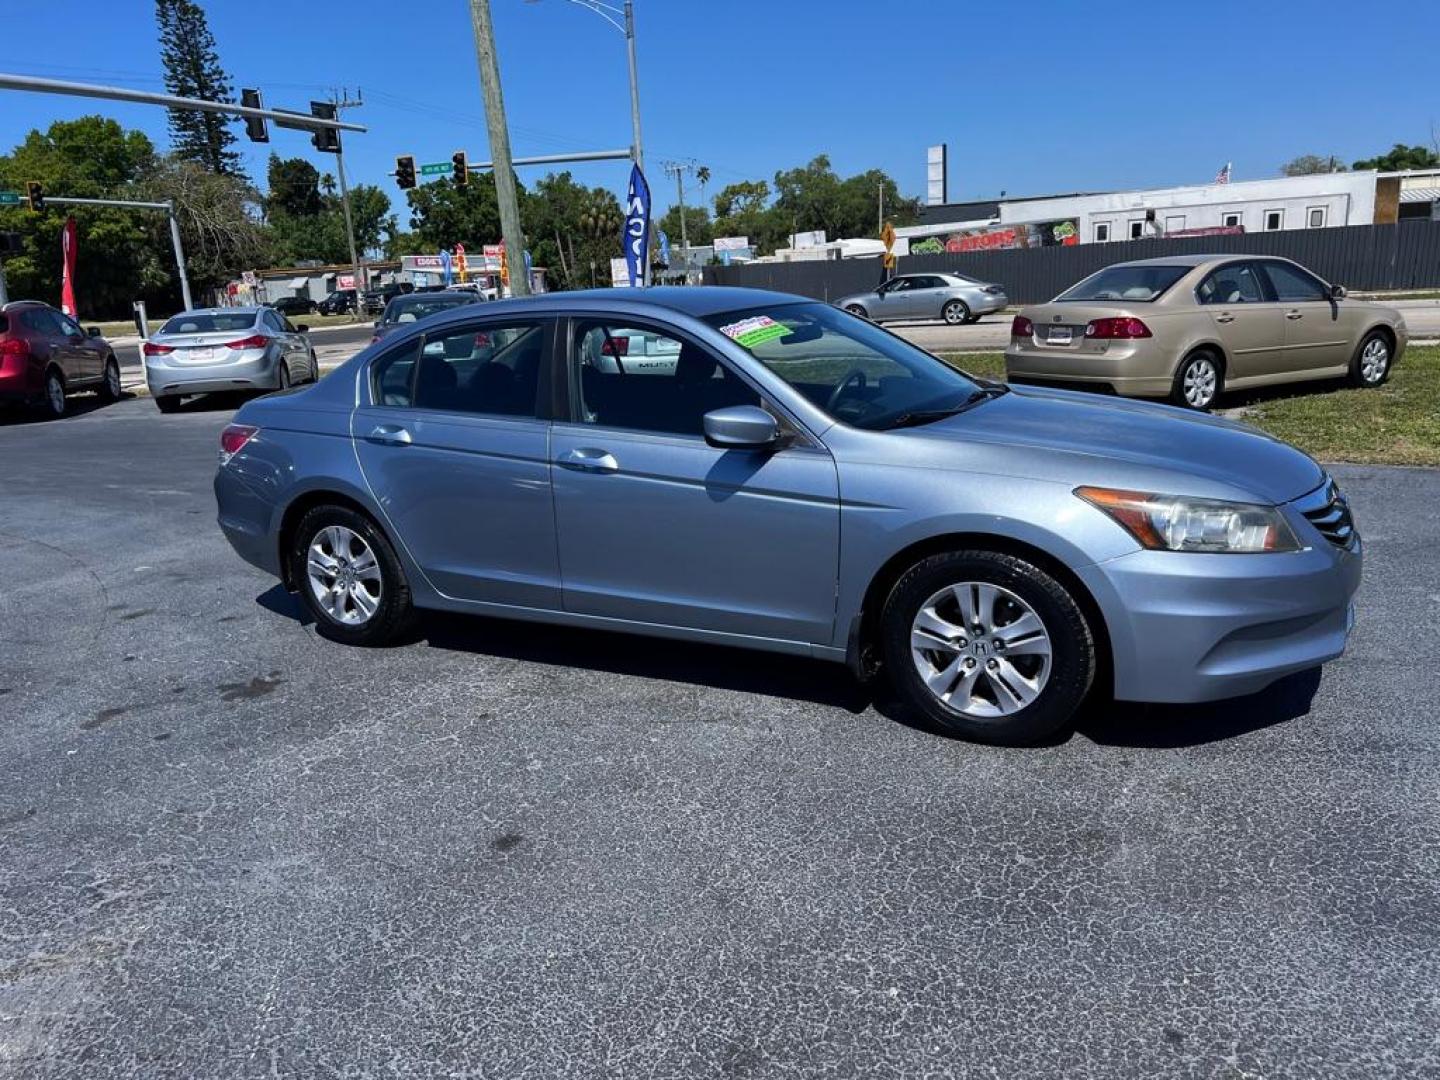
[2, 395, 1438, 1079]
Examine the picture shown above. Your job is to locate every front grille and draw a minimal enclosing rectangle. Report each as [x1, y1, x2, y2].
[1294, 479, 1355, 548]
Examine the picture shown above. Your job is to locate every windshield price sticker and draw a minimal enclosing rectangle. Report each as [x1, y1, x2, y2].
[719, 315, 793, 349]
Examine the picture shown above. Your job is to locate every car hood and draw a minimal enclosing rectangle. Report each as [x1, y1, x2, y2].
[907, 385, 1323, 505]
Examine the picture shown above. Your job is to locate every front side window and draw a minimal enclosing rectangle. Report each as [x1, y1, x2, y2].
[702, 302, 984, 431]
[55, 311, 85, 337]
[1197, 263, 1265, 305]
[1055, 264, 1189, 303]
[371, 321, 545, 417]
[1261, 262, 1327, 302]
[571, 321, 760, 436]
[884, 277, 914, 293]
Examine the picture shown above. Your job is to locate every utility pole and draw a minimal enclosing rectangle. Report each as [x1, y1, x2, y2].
[467, 0, 530, 296]
[878, 182, 884, 238]
[663, 160, 693, 283]
[329, 90, 366, 317]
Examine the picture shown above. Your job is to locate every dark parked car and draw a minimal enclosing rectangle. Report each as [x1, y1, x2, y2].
[371, 290, 485, 344]
[364, 282, 414, 315]
[317, 289, 357, 316]
[271, 295, 318, 317]
[0, 300, 122, 418]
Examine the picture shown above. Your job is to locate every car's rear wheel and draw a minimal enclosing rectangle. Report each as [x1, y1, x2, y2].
[880, 550, 1095, 746]
[290, 505, 415, 646]
[1171, 350, 1222, 410]
[1349, 331, 1392, 388]
[154, 394, 181, 413]
[942, 299, 970, 325]
[98, 357, 122, 402]
[39, 368, 66, 419]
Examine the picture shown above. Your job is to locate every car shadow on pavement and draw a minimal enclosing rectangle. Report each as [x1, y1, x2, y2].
[1073, 667, 1322, 748]
[418, 611, 874, 713]
[0, 391, 134, 426]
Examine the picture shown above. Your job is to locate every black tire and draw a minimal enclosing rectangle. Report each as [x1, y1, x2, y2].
[963, 312, 982, 325]
[880, 550, 1095, 746]
[38, 368, 66, 419]
[154, 394, 181, 413]
[942, 299, 970, 325]
[309, 351, 320, 382]
[1170, 350, 1223, 410]
[289, 504, 416, 646]
[98, 356, 122, 402]
[845, 304, 869, 319]
[277, 361, 291, 391]
[1348, 329, 1393, 388]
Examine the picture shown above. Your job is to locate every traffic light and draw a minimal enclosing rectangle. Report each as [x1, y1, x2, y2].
[395, 155, 416, 191]
[241, 88, 269, 143]
[452, 150, 468, 189]
[309, 101, 340, 154]
[25, 181, 44, 213]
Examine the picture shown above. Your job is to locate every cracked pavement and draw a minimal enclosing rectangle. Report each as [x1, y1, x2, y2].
[1, 396, 1437, 1078]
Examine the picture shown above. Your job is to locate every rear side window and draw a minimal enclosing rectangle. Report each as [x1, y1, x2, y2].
[1056, 265, 1189, 302]
[372, 321, 546, 418]
[1197, 264, 1265, 305]
[21, 309, 61, 336]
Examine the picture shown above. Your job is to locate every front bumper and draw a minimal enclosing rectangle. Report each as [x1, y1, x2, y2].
[146, 349, 279, 396]
[1077, 506, 1362, 703]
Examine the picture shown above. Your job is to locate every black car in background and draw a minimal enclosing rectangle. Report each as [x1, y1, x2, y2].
[317, 289, 357, 316]
[270, 295, 318, 316]
[370, 290, 484, 344]
[363, 282, 414, 315]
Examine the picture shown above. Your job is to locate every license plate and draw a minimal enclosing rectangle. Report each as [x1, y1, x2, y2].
[185, 347, 221, 362]
[1047, 326, 1073, 345]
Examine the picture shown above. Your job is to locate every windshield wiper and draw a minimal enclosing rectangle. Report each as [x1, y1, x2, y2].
[882, 385, 1009, 429]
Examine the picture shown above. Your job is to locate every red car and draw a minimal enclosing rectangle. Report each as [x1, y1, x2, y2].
[0, 301, 122, 418]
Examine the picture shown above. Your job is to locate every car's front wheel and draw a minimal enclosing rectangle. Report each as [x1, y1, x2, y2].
[845, 304, 869, 319]
[1349, 330, 1392, 388]
[1172, 350, 1222, 410]
[942, 299, 970, 325]
[290, 505, 415, 646]
[98, 357, 122, 402]
[880, 550, 1096, 745]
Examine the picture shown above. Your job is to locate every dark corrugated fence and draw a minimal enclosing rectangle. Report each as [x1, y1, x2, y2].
[701, 221, 1440, 304]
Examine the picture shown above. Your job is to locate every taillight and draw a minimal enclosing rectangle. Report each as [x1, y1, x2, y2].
[600, 336, 629, 355]
[218, 423, 258, 464]
[0, 337, 28, 360]
[223, 334, 269, 350]
[1010, 315, 1034, 338]
[142, 341, 174, 356]
[1085, 317, 1152, 339]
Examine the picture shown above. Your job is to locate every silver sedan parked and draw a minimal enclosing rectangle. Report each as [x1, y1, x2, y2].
[836, 272, 1008, 325]
[144, 306, 318, 413]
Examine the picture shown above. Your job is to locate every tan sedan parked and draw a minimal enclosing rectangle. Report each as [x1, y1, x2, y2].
[1004, 254, 1408, 409]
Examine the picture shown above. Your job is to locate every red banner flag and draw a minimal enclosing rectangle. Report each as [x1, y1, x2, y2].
[60, 216, 78, 316]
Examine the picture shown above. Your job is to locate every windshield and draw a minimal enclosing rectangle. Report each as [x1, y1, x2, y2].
[159, 312, 258, 335]
[381, 295, 477, 325]
[1055, 264, 1188, 302]
[702, 302, 983, 430]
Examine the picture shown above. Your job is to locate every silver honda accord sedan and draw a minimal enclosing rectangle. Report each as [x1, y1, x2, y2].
[145, 306, 318, 412]
[214, 287, 1360, 745]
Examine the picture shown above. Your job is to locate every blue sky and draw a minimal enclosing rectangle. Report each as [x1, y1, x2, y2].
[3, 0, 1438, 218]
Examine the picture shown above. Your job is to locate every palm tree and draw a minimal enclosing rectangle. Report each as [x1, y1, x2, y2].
[696, 165, 711, 217]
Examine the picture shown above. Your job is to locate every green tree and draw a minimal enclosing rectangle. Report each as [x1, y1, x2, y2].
[265, 155, 323, 218]
[1352, 143, 1440, 171]
[712, 179, 781, 250]
[0, 117, 166, 316]
[657, 203, 713, 248]
[1280, 154, 1345, 176]
[155, 0, 243, 176]
[405, 172, 505, 252]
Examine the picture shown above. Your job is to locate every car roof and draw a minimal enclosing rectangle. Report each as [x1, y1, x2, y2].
[1100, 253, 1295, 270]
[169, 306, 263, 317]
[0, 300, 51, 312]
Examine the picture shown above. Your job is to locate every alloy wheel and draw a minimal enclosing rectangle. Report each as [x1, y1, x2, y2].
[944, 301, 968, 325]
[1183, 356, 1218, 408]
[1359, 338, 1389, 384]
[306, 525, 382, 626]
[45, 374, 65, 415]
[910, 581, 1052, 718]
[105, 362, 121, 398]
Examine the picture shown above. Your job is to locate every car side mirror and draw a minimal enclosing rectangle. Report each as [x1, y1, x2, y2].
[1329, 284, 1346, 300]
[296, 323, 309, 333]
[86, 326, 102, 338]
[703, 405, 781, 450]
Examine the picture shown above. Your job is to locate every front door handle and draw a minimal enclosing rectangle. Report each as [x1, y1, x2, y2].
[367, 424, 412, 446]
[1215, 312, 1235, 324]
[1285, 309, 1304, 320]
[559, 447, 619, 473]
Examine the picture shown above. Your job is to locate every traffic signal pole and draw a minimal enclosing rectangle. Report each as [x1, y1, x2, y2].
[44, 195, 193, 312]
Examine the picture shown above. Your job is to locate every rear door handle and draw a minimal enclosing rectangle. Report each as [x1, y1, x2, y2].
[559, 447, 619, 473]
[367, 424, 412, 446]
[1215, 312, 1235, 324]
[1285, 310, 1303, 320]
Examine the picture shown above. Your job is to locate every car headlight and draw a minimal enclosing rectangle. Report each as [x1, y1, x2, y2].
[1075, 486, 1300, 553]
